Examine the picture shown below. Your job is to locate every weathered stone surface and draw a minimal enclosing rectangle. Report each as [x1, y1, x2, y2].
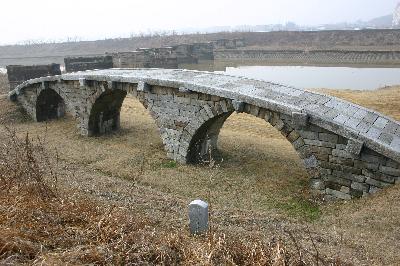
[310, 179, 325, 190]
[304, 155, 318, 169]
[188, 200, 209, 235]
[304, 139, 336, 148]
[9, 68, 400, 200]
[346, 139, 364, 155]
[111, 47, 178, 69]
[6, 64, 61, 91]
[64, 56, 113, 73]
[137, 81, 151, 92]
[351, 182, 369, 192]
[214, 49, 400, 65]
[326, 188, 351, 200]
[379, 165, 400, 177]
[292, 111, 308, 127]
[232, 100, 245, 113]
[319, 132, 338, 143]
[365, 177, 393, 188]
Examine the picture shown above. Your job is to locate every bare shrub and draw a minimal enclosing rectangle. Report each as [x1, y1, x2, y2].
[0, 126, 58, 199]
[0, 73, 8, 94]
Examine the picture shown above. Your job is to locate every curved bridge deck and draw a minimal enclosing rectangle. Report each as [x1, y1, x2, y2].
[9, 68, 400, 200]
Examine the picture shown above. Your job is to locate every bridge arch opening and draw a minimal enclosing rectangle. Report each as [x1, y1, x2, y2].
[184, 105, 314, 204]
[88, 89, 127, 135]
[187, 112, 233, 163]
[36, 89, 66, 122]
[184, 103, 313, 186]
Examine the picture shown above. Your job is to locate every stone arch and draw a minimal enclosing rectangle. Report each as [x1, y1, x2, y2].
[181, 100, 321, 185]
[87, 89, 127, 136]
[187, 112, 233, 163]
[35, 88, 66, 122]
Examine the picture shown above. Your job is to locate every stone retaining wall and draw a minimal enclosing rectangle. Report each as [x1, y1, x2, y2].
[171, 44, 198, 64]
[110, 47, 178, 69]
[48, 38, 246, 71]
[212, 38, 245, 50]
[214, 50, 400, 65]
[64, 55, 113, 72]
[6, 64, 61, 91]
[191, 42, 214, 60]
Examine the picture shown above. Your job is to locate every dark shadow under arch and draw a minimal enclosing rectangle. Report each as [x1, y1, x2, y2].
[88, 89, 127, 136]
[186, 107, 309, 173]
[36, 89, 66, 122]
[187, 112, 233, 163]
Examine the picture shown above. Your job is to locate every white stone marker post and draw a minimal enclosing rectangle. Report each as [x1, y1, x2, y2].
[188, 199, 209, 235]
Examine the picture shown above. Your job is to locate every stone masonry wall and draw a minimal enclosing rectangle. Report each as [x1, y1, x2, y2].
[6, 64, 61, 91]
[171, 44, 198, 64]
[212, 38, 245, 50]
[111, 48, 178, 69]
[108, 39, 244, 68]
[214, 50, 400, 65]
[64, 56, 113, 73]
[191, 42, 214, 60]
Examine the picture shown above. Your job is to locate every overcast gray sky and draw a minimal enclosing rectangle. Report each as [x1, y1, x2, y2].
[0, 0, 398, 45]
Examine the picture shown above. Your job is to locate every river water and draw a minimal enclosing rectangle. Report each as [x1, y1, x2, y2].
[221, 65, 400, 90]
[181, 61, 400, 90]
[2, 64, 400, 90]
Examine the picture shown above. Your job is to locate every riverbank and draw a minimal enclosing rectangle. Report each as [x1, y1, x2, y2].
[214, 49, 400, 66]
[2, 29, 400, 67]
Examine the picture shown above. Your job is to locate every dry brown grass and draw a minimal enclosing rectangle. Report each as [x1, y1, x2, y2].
[315, 86, 400, 121]
[1, 72, 400, 265]
[0, 73, 8, 95]
[0, 124, 336, 265]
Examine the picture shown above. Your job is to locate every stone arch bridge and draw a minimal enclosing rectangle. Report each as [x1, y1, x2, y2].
[8, 68, 400, 200]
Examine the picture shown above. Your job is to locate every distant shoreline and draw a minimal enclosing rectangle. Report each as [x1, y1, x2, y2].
[1, 29, 400, 67]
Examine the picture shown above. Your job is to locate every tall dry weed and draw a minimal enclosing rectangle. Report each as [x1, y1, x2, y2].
[0, 73, 8, 94]
[0, 126, 58, 199]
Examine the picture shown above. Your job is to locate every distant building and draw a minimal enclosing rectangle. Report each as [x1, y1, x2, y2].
[393, 3, 400, 28]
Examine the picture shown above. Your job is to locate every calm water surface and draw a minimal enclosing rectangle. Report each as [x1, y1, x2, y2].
[2, 65, 400, 90]
[220, 65, 400, 90]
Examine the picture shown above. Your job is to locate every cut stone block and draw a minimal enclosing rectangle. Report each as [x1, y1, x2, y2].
[79, 78, 86, 87]
[304, 155, 318, 169]
[310, 179, 325, 190]
[346, 139, 364, 155]
[292, 111, 309, 127]
[137, 81, 151, 92]
[188, 200, 209, 235]
[179, 87, 191, 93]
[232, 100, 245, 113]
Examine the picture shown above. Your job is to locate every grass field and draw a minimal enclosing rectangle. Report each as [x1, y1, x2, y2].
[1, 72, 400, 265]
